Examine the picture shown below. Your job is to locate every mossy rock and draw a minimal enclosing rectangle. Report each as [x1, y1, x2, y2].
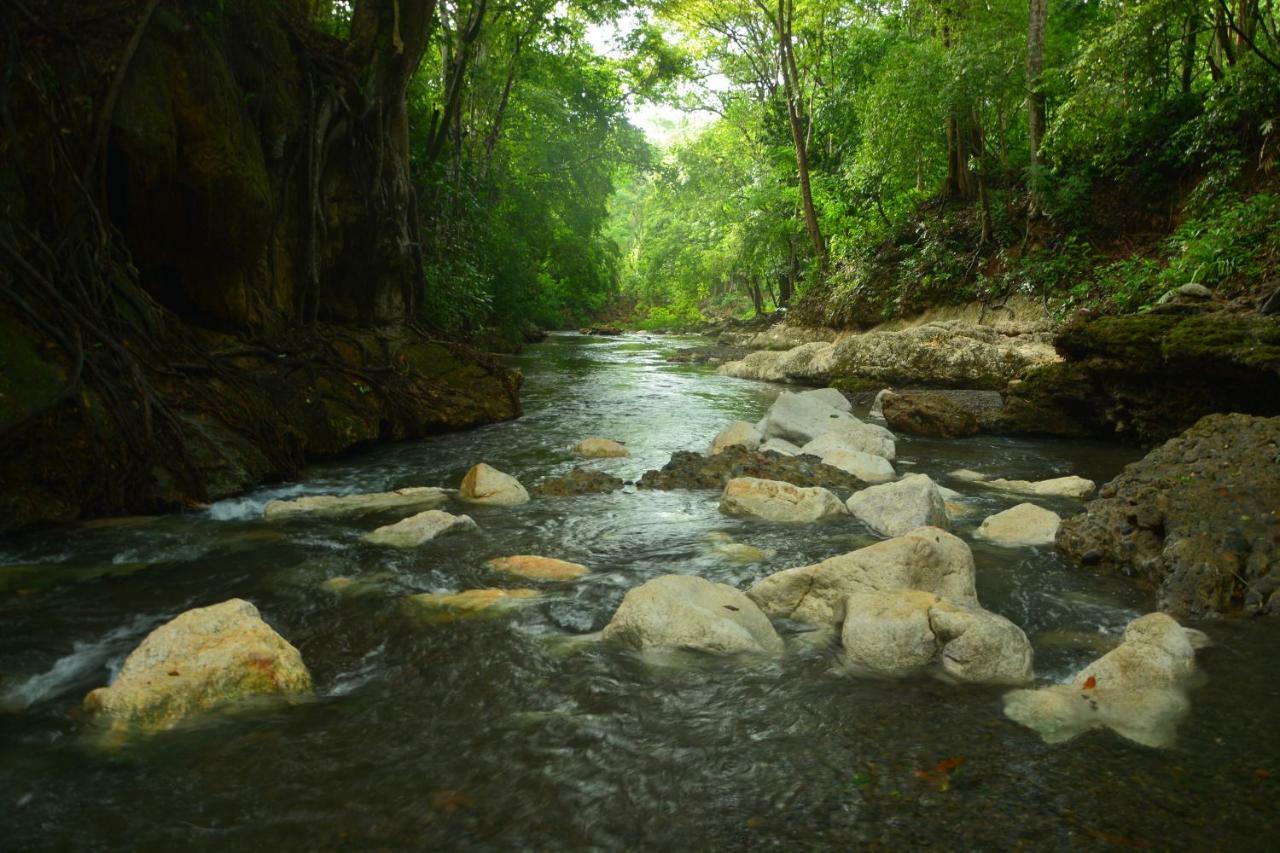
[0, 314, 66, 434]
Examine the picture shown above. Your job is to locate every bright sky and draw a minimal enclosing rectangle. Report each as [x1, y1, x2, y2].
[584, 15, 715, 148]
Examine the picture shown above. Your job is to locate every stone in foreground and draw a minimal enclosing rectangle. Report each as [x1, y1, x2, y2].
[573, 437, 630, 458]
[973, 503, 1061, 547]
[363, 510, 478, 547]
[459, 463, 530, 506]
[486, 555, 590, 581]
[1003, 613, 1202, 748]
[879, 391, 980, 438]
[749, 527, 978, 626]
[603, 575, 784, 655]
[83, 599, 311, 734]
[710, 420, 763, 454]
[846, 474, 949, 537]
[719, 477, 848, 523]
[263, 487, 449, 519]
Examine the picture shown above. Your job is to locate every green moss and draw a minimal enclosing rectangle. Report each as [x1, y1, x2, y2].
[1163, 316, 1280, 371]
[1055, 314, 1182, 367]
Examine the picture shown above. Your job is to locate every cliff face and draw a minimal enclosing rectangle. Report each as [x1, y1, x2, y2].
[0, 1, 520, 533]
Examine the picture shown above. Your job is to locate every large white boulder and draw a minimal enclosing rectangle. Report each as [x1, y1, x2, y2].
[1003, 613, 1202, 748]
[759, 391, 862, 445]
[800, 421, 896, 463]
[83, 599, 312, 734]
[719, 477, 848, 523]
[793, 387, 852, 413]
[710, 421, 762, 455]
[263, 487, 449, 520]
[847, 474, 949, 537]
[459, 463, 530, 506]
[363, 509, 478, 547]
[840, 590, 1033, 685]
[811, 447, 896, 484]
[759, 437, 802, 456]
[602, 575, 784, 656]
[974, 503, 1061, 547]
[748, 527, 978, 626]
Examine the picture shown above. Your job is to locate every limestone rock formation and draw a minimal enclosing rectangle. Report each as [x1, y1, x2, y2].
[846, 474, 950, 537]
[263, 487, 449, 520]
[363, 510, 479, 547]
[974, 503, 1061, 547]
[719, 477, 848, 523]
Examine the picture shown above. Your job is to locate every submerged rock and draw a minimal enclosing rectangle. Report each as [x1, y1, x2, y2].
[530, 468, 624, 497]
[262, 487, 450, 520]
[486, 555, 590, 581]
[83, 599, 312, 734]
[573, 437, 630, 458]
[982, 475, 1095, 499]
[710, 421, 763, 455]
[1003, 613, 1202, 748]
[974, 503, 1061, 547]
[602, 575, 784, 656]
[719, 477, 848, 523]
[846, 474, 950, 537]
[406, 588, 540, 622]
[363, 510, 478, 547]
[636, 446, 865, 492]
[459, 463, 530, 506]
[749, 527, 978, 626]
[1057, 412, 1280, 616]
[879, 391, 980, 438]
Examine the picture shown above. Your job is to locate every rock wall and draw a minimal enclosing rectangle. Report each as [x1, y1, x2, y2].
[0, 2, 522, 532]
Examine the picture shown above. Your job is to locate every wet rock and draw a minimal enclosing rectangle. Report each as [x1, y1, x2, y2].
[530, 468, 624, 497]
[486, 555, 590, 582]
[974, 503, 1061, 547]
[637, 445, 866, 492]
[406, 588, 540, 622]
[83, 599, 311, 734]
[880, 391, 980, 438]
[869, 388, 892, 420]
[573, 437, 630, 458]
[1057, 412, 1280, 616]
[821, 322, 1059, 390]
[602, 575, 784, 656]
[720, 477, 848, 523]
[364, 510, 478, 547]
[973, 474, 1096, 499]
[840, 590, 1033, 685]
[709, 541, 776, 563]
[749, 527, 978, 626]
[1003, 613, 1201, 748]
[544, 599, 610, 634]
[263, 487, 450, 520]
[459, 463, 530, 506]
[710, 421, 763, 455]
[847, 474, 950, 537]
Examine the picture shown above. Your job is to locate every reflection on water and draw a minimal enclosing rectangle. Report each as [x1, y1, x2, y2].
[1, 333, 1277, 849]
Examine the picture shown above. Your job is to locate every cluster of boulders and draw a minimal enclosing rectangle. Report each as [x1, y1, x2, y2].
[83, 435, 636, 736]
[715, 322, 1059, 389]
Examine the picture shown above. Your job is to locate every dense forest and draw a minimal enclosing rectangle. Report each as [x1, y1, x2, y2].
[2, 0, 1278, 528]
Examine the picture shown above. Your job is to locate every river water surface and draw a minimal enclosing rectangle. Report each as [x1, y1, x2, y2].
[1, 333, 1277, 850]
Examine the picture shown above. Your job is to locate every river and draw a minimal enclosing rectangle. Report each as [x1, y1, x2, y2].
[1, 332, 1276, 849]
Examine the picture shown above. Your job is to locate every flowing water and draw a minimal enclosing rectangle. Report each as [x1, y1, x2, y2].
[1, 333, 1277, 850]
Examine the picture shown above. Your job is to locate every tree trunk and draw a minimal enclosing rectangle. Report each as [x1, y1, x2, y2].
[1026, 0, 1047, 215]
[770, 0, 826, 268]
